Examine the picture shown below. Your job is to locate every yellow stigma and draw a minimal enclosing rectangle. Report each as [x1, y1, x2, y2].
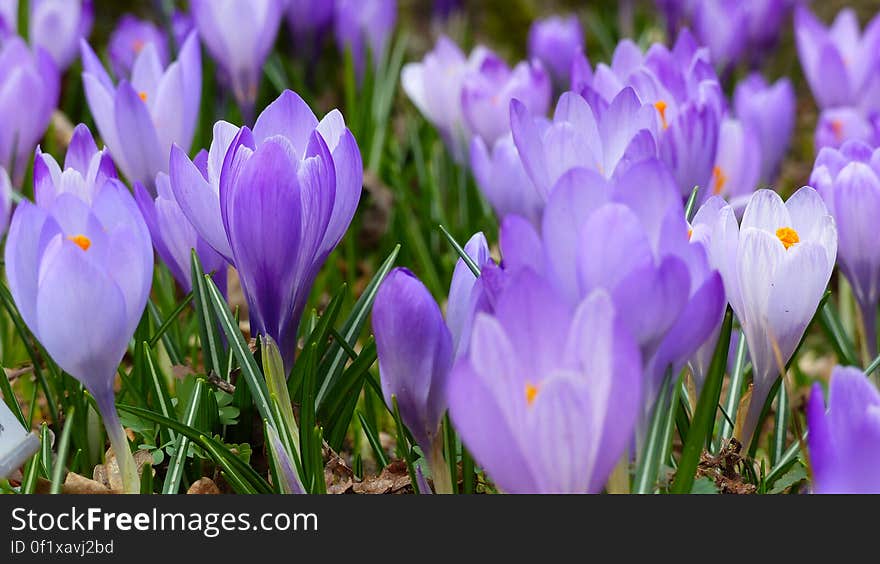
[525, 382, 539, 406]
[687, 227, 693, 241]
[712, 165, 727, 195]
[776, 227, 799, 250]
[67, 234, 91, 251]
[654, 100, 669, 130]
[138, 91, 148, 102]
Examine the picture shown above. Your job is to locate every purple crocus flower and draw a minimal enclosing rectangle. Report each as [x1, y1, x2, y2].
[4, 179, 153, 493]
[795, 6, 880, 111]
[401, 36, 484, 161]
[527, 15, 584, 86]
[135, 173, 227, 295]
[28, 0, 93, 70]
[693, 0, 747, 73]
[814, 107, 880, 151]
[32, 123, 116, 208]
[733, 73, 795, 184]
[510, 88, 657, 198]
[333, 0, 396, 81]
[0, 37, 59, 186]
[470, 134, 543, 226]
[448, 269, 642, 493]
[708, 118, 761, 211]
[810, 141, 880, 356]
[0, 167, 10, 237]
[446, 232, 492, 359]
[744, 0, 792, 61]
[107, 14, 169, 80]
[0, 0, 16, 39]
[500, 158, 725, 403]
[808, 366, 880, 494]
[81, 30, 201, 195]
[171, 90, 362, 370]
[461, 51, 551, 147]
[373, 268, 453, 492]
[714, 188, 837, 445]
[286, 0, 333, 41]
[190, 0, 283, 119]
[171, 10, 194, 49]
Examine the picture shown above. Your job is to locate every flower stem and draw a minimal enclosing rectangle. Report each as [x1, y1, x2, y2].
[95, 392, 140, 494]
[428, 437, 453, 495]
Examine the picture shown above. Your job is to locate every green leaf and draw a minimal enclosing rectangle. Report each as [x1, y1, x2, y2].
[356, 411, 389, 468]
[191, 251, 225, 376]
[684, 185, 700, 221]
[717, 332, 748, 448]
[147, 292, 193, 348]
[392, 396, 420, 494]
[672, 309, 733, 494]
[438, 224, 480, 276]
[321, 339, 377, 450]
[633, 369, 679, 494]
[162, 379, 205, 494]
[118, 404, 271, 494]
[50, 407, 76, 494]
[315, 244, 399, 408]
[142, 342, 176, 445]
[768, 462, 807, 494]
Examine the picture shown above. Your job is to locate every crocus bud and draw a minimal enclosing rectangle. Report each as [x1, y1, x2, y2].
[461, 50, 551, 147]
[81, 31, 201, 195]
[28, 0, 93, 70]
[108, 14, 169, 80]
[190, 0, 283, 120]
[733, 74, 795, 184]
[134, 173, 227, 295]
[448, 270, 642, 493]
[5, 179, 153, 493]
[0, 38, 59, 186]
[333, 0, 396, 82]
[527, 15, 584, 86]
[808, 366, 880, 493]
[719, 188, 837, 445]
[373, 268, 452, 491]
[810, 141, 880, 356]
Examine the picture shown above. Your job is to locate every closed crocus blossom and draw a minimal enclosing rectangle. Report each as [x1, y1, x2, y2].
[718, 188, 837, 445]
[709, 118, 761, 211]
[810, 141, 880, 356]
[527, 15, 584, 86]
[32, 123, 116, 208]
[108, 14, 169, 80]
[461, 51, 551, 147]
[334, 0, 396, 81]
[448, 270, 642, 493]
[401, 36, 484, 161]
[693, 0, 747, 73]
[470, 134, 543, 225]
[171, 90, 362, 370]
[286, 0, 333, 44]
[373, 268, 453, 493]
[0, 38, 59, 185]
[510, 88, 657, 198]
[5, 179, 153, 493]
[0, 167, 10, 237]
[733, 74, 795, 184]
[28, 0, 93, 70]
[190, 0, 283, 119]
[500, 159, 725, 402]
[814, 107, 880, 151]
[808, 366, 880, 494]
[81, 31, 201, 195]
[795, 6, 880, 111]
[135, 173, 227, 295]
[446, 232, 492, 360]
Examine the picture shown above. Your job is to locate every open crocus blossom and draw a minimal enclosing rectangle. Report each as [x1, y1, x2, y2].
[808, 366, 880, 494]
[171, 90, 362, 370]
[448, 270, 642, 493]
[334, 0, 396, 82]
[28, 0, 93, 70]
[135, 172, 227, 295]
[500, 158, 724, 403]
[795, 6, 880, 111]
[527, 15, 584, 86]
[733, 74, 795, 184]
[0, 37, 59, 185]
[190, 0, 283, 119]
[461, 51, 551, 147]
[4, 179, 153, 493]
[33, 123, 116, 208]
[810, 141, 880, 356]
[108, 14, 169, 80]
[718, 188, 837, 445]
[401, 36, 485, 162]
[373, 268, 453, 493]
[814, 107, 880, 151]
[81, 30, 201, 195]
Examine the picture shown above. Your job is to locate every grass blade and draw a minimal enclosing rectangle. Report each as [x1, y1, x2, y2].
[162, 379, 205, 494]
[50, 407, 76, 494]
[191, 251, 225, 376]
[633, 370, 676, 494]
